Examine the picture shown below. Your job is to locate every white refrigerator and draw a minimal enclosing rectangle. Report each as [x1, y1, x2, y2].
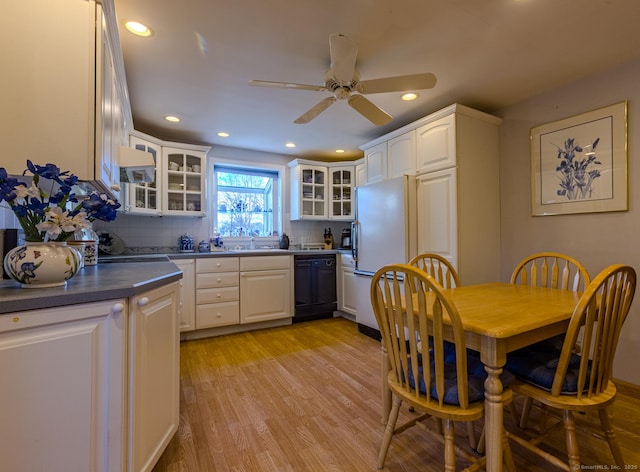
[353, 175, 417, 332]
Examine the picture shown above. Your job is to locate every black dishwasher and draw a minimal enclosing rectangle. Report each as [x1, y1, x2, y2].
[293, 254, 337, 323]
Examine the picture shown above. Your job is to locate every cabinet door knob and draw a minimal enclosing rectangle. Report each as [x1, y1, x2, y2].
[138, 297, 150, 307]
[112, 302, 126, 313]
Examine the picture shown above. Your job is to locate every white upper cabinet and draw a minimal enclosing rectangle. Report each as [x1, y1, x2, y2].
[363, 142, 388, 184]
[1, 0, 128, 199]
[124, 133, 210, 217]
[328, 165, 355, 220]
[416, 113, 456, 173]
[125, 133, 163, 215]
[289, 160, 329, 220]
[162, 145, 209, 216]
[355, 158, 366, 187]
[289, 160, 355, 221]
[387, 130, 416, 178]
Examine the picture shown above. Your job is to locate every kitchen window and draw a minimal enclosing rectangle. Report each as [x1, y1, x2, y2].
[213, 165, 280, 237]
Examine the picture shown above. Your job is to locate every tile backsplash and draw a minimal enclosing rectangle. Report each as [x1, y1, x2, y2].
[1, 203, 19, 232]
[94, 212, 350, 251]
[3, 201, 350, 252]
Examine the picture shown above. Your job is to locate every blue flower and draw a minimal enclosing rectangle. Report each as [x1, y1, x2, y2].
[0, 161, 120, 241]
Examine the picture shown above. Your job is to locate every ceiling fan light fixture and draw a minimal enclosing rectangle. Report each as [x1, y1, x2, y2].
[124, 21, 152, 37]
[164, 115, 180, 123]
[217, 131, 230, 137]
[402, 92, 418, 101]
[285, 142, 296, 148]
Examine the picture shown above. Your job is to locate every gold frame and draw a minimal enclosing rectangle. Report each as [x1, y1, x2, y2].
[530, 101, 628, 216]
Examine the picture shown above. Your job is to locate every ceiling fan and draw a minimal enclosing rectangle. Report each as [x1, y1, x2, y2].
[248, 34, 437, 126]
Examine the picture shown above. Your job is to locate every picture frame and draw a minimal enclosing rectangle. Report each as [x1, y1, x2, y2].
[530, 101, 628, 216]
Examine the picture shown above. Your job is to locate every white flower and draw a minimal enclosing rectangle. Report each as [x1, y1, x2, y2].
[35, 207, 91, 240]
[14, 182, 40, 201]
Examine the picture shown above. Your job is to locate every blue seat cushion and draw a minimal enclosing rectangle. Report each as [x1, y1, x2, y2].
[505, 338, 589, 394]
[405, 352, 515, 406]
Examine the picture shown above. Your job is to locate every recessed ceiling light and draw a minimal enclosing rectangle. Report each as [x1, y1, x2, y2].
[217, 132, 230, 137]
[164, 115, 180, 123]
[124, 21, 152, 37]
[285, 142, 296, 148]
[335, 149, 345, 153]
[402, 93, 418, 101]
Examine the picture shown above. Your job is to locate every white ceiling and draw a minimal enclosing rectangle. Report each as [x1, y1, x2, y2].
[114, 0, 640, 161]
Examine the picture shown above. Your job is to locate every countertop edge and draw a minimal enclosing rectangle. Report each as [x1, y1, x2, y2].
[0, 261, 183, 315]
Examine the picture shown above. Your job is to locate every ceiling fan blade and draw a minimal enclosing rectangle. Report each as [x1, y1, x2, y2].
[347, 95, 392, 126]
[294, 97, 337, 124]
[356, 72, 437, 94]
[329, 34, 358, 84]
[249, 79, 327, 92]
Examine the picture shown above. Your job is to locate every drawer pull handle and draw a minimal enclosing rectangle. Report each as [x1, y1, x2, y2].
[216, 293, 222, 298]
[216, 312, 222, 318]
[217, 278, 222, 282]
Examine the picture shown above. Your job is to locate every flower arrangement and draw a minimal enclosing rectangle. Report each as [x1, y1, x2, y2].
[0, 160, 121, 242]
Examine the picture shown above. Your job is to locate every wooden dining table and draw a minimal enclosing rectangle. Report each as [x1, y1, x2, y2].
[380, 282, 581, 472]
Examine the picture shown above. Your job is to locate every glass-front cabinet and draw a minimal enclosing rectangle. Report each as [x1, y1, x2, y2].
[329, 166, 354, 220]
[126, 134, 161, 215]
[289, 160, 328, 220]
[163, 146, 207, 216]
[124, 133, 210, 216]
[289, 159, 356, 221]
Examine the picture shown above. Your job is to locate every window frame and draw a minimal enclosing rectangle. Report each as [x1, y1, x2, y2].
[208, 157, 285, 241]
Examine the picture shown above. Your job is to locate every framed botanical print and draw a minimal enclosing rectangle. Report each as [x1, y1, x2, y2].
[530, 101, 628, 216]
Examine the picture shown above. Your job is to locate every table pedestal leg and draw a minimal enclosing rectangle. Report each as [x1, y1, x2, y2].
[484, 364, 504, 472]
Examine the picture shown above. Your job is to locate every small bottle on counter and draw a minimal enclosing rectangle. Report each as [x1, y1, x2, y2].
[279, 233, 290, 249]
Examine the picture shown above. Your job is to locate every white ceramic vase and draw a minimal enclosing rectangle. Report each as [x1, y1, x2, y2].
[3, 242, 82, 288]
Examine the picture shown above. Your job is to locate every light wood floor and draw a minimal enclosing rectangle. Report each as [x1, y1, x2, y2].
[153, 317, 640, 471]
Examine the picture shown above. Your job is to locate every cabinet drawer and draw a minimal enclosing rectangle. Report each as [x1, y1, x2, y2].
[196, 271, 238, 288]
[197, 286, 239, 304]
[196, 301, 239, 329]
[239, 255, 291, 271]
[196, 257, 239, 273]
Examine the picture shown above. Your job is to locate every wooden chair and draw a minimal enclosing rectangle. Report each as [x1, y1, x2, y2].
[505, 264, 636, 471]
[510, 252, 590, 292]
[371, 264, 515, 472]
[510, 252, 591, 428]
[408, 252, 482, 448]
[409, 253, 460, 288]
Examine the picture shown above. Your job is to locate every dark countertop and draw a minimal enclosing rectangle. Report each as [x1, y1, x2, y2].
[102, 248, 347, 261]
[0, 249, 352, 315]
[0, 259, 182, 314]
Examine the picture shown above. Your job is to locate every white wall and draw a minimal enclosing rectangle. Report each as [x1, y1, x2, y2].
[497, 57, 640, 385]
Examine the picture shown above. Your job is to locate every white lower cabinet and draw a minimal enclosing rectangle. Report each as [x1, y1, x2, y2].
[129, 282, 180, 472]
[0, 281, 181, 472]
[0, 300, 127, 472]
[338, 252, 357, 317]
[240, 256, 292, 324]
[196, 257, 240, 329]
[173, 258, 196, 331]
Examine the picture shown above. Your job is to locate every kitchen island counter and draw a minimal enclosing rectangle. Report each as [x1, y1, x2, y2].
[0, 259, 182, 314]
